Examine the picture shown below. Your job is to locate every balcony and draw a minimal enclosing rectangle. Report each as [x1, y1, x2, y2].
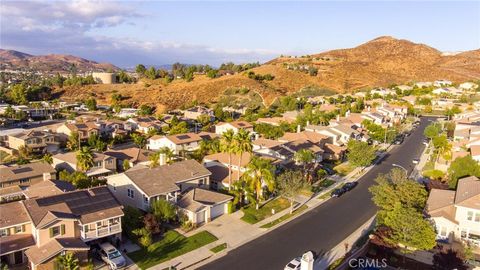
[80, 222, 121, 241]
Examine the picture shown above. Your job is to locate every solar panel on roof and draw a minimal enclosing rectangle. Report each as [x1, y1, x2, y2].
[237, 123, 245, 126]
[11, 167, 33, 174]
[177, 135, 191, 140]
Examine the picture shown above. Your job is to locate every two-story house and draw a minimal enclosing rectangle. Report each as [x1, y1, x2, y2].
[104, 146, 154, 170]
[106, 159, 211, 212]
[126, 117, 165, 134]
[7, 130, 61, 154]
[0, 162, 56, 202]
[56, 122, 99, 141]
[182, 106, 215, 122]
[147, 133, 203, 154]
[52, 151, 117, 178]
[1, 187, 124, 270]
[426, 176, 480, 246]
[215, 121, 254, 135]
[203, 152, 253, 190]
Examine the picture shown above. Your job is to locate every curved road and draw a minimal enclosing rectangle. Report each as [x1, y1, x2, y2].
[200, 117, 431, 270]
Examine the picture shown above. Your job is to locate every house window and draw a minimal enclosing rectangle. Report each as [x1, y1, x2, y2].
[14, 225, 24, 233]
[143, 195, 148, 204]
[49, 225, 65, 238]
[0, 229, 9, 237]
[467, 211, 474, 221]
[199, 179, 204, 186]
[127, 188, 134, 199]
[20, 179, 30, 184]
[475, 212, 480, 222]
[439, 226, 447, 237]
[461, 229, 468, 239]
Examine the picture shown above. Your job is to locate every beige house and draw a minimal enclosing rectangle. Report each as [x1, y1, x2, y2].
[177, 188, 232, 225]
[147, 133, 203, 154]
[106, 159, 211, 211]
[52, 151, 117, 178]
[182, 106, 214, 121]
[56, 122, 99, 140]
[0, 187, 123, 270]
[7, 130, 61, 154]
[426, 176, 480, 246]
[0, 162, 56, 202]
[215, 121, 254, 135]
[126, 117, 165, 134]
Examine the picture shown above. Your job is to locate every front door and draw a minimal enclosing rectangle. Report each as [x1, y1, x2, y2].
[13, 251, 23, 264]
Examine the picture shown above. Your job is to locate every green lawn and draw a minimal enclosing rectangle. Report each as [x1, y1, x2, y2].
[210, 243, 227, 253]
[241, 197, 290, 224]
[333, 162, 356, 176]
[260, 205, 308, 228]
[128, 230, 218, 269]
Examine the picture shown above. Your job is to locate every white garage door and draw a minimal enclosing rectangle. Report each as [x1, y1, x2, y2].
[210, 203, 226, 219]
[196, 210, 206, 224]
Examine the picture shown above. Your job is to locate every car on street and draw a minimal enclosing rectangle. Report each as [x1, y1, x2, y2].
[343, 182, 358, 191]
[331, 188, 346, 197]
[412, 158, 420, 164]
[284, 257, 301, 270]
[393, 137, 404, 144]
[99, 243, 126, 269]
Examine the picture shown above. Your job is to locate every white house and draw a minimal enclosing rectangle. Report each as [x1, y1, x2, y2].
[116, 108, 138, 118]
[147, 132, 203, 154]
[426, 176, 480, 246]
[434, 80, 453, 87]
[215, 121, 254, 135]
[177, 188, 232, 225]
[460, 82, 478, 91]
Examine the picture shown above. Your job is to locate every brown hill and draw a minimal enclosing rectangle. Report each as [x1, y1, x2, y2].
[0, 49, 118, 73]
[53, 37, 480, 111]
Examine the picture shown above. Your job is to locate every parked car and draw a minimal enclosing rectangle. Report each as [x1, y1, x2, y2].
[412, 158, 420, 164]
[284, 257, 301, 270]
[393, 137, 404, 145]
[99, 243, 126, 269]
[343, 182, 358, 191]
[331, 188, 346, 198]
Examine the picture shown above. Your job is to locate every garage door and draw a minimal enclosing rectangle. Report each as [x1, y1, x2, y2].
[196, 210, 206, 224]
[210, 203, 226, 219]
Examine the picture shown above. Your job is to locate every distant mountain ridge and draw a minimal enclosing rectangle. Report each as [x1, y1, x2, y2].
[0, 49, 119, 73]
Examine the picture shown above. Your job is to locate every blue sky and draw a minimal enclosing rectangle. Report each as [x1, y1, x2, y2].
[1, 1, 479, 67]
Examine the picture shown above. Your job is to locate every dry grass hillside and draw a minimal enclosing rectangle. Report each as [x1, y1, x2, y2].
[55, 36, 480, 111]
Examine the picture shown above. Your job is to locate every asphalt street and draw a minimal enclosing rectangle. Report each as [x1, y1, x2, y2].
[200, 117, 432, 270]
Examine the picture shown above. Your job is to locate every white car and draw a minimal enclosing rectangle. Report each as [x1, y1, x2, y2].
[412, 159, 420, 164]
[284, 257, 301, 270]
[99, 243, 126, 269]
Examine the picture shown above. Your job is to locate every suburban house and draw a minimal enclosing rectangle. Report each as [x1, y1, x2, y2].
[425, 176, 480, 246]
[215, 121, 254, 135]
[7, 130, 61, 154]
[0, 187, 124, 270]
[56, 122, 99, 140]
[104, 146, 154, 169]
[126, 117, 165, 134]
[116, 108, 138, 118]
[23, 180, 75, 199]
[256, 117, 295, 126]
[203, 152, 253, 189]
[0, 162, 56, 202]
[52, 151, 117, 178]
[459, 82, 478, 91]
[182, 106, 215, 121]
[106, 159, 211, 212]
[177, 188, 232, 225]
[434, 80, 453, 87]
[147, 132, 203, 154]
[306, 123, 362, 146]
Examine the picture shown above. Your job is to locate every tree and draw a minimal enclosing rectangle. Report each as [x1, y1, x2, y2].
[158, 147, 174, 164]
[131, 133, 146, 148]
[243, 157, 275, 208]
[76, 147, 94, 172]
[42, 153, 53, 164]
[448, 155, 480, 188]
[59, 170, 92, 189]
[432, 249, 468, 270]
[234, 129, 253, 181]
[122, 159, 131, 171]
[149, 152, 160, 168]
[138, 104, 154, 116]
[145, 67, 157, 80]
[151, 199, 176, 223]
[122, 206, 144, 240]
[17, 145, 32, 160]
[347, 140, 376, 167]
[133, 227, 152, 248]
[56, 252, 79, 270]
[295, 149, 314, 167]
[84, 98, 97, 111]
[424, 122, 442, 140]
[136, 64, 146, 75]
[369, 168, 428, 214]
[206, 69, 218, 78]
[168, 122, 189, 135]
[67, 132, 80, 151]
[220, 130, 236, 188]
[382, 203, 436, 252]
[9, 84, 27, 104]
[277, 170, 305, 213]
[87, 134, 106, 152]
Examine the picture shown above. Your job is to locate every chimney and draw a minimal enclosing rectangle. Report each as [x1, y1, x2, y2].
[297, 125, 301, 133]
[159, 153, 167, 166]
[43, 173, 52, 181]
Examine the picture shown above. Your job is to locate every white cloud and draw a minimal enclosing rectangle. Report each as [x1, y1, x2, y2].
[0, 0, 279, 67]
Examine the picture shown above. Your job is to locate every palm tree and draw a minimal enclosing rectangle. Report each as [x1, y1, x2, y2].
[67, 132, 80, 151]
[318, 112, 330, 126]
[76, 146, 94, 172]
[41, 153, 53, 164]
[234, 129, 253, 182]
[220, 130, 236, 189]
[56, 252, 79, 270]
[149, 152, 160, 168]
[243, 157, 275, 209]
[17, 145, 32, 160]
[158, 147, 174, 164]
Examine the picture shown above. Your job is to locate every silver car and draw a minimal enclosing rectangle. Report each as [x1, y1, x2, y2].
[99, 243, 126, 269]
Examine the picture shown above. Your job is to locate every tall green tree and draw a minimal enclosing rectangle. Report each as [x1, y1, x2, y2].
[220, 130, 236, 188]
[41, 153, 53, 164]
[277, 170, 305, 213]
[243, 157, 275, 208]
[234, 129, 253, 181]
[424, 122, 442, 140]
[347, 140, 376, 167]
[149, 152, 160, 168]
[158, 146, 175, 164]
[448, 155, 480, 188]
[56, 252, 79, 270]
[135, 64, 146, 75]
[131, 133, 147, 148]
[76, 147, 94, 172]
[9, 84, 27, 104]
[150, 199, 176, 223]
[67, 132, 80, 151]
